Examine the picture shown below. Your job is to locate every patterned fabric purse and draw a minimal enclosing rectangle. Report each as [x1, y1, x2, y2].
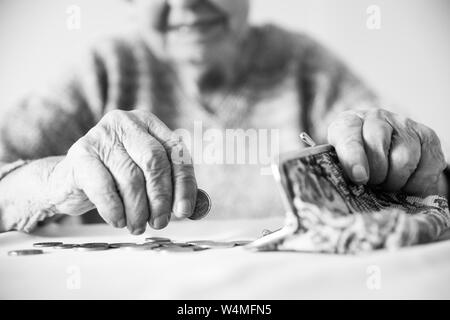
[249, 135, 450, 254]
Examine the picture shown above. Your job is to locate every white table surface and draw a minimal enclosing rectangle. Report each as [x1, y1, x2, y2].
[1, 217, 449, 299]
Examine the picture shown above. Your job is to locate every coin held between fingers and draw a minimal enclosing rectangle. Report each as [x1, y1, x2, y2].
[188, 189, 211, 220]
[8, 249, 44, 256]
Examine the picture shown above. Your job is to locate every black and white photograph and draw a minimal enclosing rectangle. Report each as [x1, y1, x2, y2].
[0, 0, 449, 304]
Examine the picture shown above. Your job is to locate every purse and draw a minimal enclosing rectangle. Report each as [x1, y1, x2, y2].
[248, 133, 450, 254]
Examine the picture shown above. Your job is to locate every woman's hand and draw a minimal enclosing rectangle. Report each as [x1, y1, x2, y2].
[50, 110, 196, 234]
[327, 108, 447, 197]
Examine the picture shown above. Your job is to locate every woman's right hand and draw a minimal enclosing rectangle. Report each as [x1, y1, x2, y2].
[49, 110, 197, 234]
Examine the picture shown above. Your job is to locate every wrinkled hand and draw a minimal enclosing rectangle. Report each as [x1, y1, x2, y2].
[327, 109, 447, 196]
[50, 110, 196, 234]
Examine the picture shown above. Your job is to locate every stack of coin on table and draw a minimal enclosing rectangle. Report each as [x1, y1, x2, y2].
[7, 189, 252, 256]
[7, 238, 252, 256]
[7, 189, 221, 256]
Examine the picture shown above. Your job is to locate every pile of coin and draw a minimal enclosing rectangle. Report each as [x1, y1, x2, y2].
[7, 189, 216, 257]
[7, 237, 252, 256]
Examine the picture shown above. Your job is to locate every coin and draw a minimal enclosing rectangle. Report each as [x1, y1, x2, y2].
[157, 242, 178, 247]
[108, 242, 138, 249]
[76, 242, 110, 251]
[186, 240, 235, 249]
[188, 189, 211, 220]
[53, 244, 79, 249]
[165, 242, 194, 248]
[233, 241, 252, 246]
[153, 241, 208, 251]
[8, 249, 44, 256]
[117, 243, 159, 251]
[156, 246, 197, 253]
[33, 242, 63, 248]
[145, 237, 171, 243]
[191, 246, 209, 251]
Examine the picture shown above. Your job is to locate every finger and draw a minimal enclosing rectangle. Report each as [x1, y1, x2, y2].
[328, 112, 369, 184]
[133, 111, 198, 218]
[403, 124, 447, 196]
[171, 162, 197, 218]
[167, 138, 197, 218]
[382, 123, 421, 192]
[103, 146, 150, 235]
[362, 113, 393, 185]
[73, 153, 125, 228]
[122, 129, 173, 230]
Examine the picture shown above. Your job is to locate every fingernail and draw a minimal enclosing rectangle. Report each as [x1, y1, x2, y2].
[132, 228, 145, 235]
[176, 199, 192, 217]
[352, 165, 368, 184]
[117, 218, 126, 228]
[153, 215, 169, 229]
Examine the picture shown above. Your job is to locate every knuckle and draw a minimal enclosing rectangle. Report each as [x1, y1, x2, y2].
[415, 125, 446, 169]
[341, 109, 359, 116]
[393, 147, 419, 173]
[149, 192, 172, 209]
[404, 117, 415, 127]
[146, 156, 171, 174]
[142, 147, 170, 174]
[128, 163, 145, 179]
[341, 136, 364, 150]
[374, 134, 390, 153]
[327, 119, 342, 141]
[363, 122, 390, 143]
[146, 169, 172, 192]
[131, 110, 160, 128]
[83, 120, 123, 152]
[174, 169, 197, 186]
[68, 138, 96, 158]
[170, 147, 193, 166]
[421, 125, 440, 144]
[92, 187, 120, 201]
[123, 169, 145, 191]
[402, 117, 418, 133]
[432, 148, 447, 173]
[339, 111, 362, 125]
[367, 108, 388, 120]
[163, 135, 183, 150]
[102, 110, 129, 123]
[365, 118, 392, 135]
[131, 109, 154, 119]
[328, 114, 363, 145]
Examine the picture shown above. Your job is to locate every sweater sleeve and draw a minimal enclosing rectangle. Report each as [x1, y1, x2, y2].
[0, 47, 110, 228]
[0, 47, 107, 165]
[296, 35, 380, 144]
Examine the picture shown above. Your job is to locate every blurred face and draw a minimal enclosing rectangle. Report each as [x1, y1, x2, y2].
[133, 0, 250, 66]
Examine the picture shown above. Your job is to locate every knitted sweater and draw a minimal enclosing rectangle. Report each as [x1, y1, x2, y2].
[0, 24, 379, 221]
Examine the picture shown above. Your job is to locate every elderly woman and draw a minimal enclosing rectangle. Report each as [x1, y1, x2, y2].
[0, 0, 448, 234]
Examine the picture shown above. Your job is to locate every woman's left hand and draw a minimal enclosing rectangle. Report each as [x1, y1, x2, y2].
[327, 108, 447, 196]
